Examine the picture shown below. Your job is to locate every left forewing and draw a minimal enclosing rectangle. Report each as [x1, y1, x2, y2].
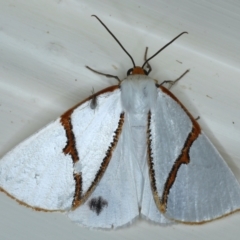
[0, 86, 123, 213]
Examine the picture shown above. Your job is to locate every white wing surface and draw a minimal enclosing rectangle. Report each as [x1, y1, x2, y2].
[148, 86, 240, 223]
[0, 119, 75, 210]
[0, 86, 124, 213]
[69, 114, 141, 228]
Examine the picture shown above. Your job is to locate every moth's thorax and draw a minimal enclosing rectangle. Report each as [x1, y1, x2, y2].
[120, 75, 158, 113]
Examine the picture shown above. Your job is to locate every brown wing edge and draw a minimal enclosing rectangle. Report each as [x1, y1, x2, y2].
[0, 187, 61, 212]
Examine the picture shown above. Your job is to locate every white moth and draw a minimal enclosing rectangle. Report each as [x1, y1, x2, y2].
[1, 15, 240, 229]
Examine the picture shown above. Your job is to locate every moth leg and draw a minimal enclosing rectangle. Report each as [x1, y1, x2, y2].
[91, 87, 95, 95]
[86, 66, 121, 82]
[160, 69, 190, 89]
[144, 47, 152, 75]
[195, 116, 200, 121]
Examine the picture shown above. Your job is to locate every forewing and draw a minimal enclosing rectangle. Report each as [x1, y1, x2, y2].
[0, 86, 123, 213]
[148, 86, 240, 223]
[68, 114, 140, 228]
[69, 87, 123, 206]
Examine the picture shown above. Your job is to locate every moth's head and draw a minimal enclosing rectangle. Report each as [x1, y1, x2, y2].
[127, 67, 148, 76]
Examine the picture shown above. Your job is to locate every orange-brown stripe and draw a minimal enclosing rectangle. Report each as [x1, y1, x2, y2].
[60, 86, 120, 162]
[60, 85, 120, 209]
[72, 173, 82, 208]
[61, 85, 119, 116]
[160, 123, 200, 212]
[61, 111, 79, 163]
[152, 86, 201, 212]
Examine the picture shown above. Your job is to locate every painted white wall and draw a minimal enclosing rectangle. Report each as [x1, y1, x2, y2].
[0, 1, 240, 239]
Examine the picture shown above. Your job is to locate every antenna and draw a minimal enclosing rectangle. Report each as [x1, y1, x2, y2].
[142, 32, 188, 69]
[92, 15, 136, 67]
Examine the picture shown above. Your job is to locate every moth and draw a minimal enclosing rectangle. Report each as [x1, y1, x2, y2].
[0, 15, 240, 229]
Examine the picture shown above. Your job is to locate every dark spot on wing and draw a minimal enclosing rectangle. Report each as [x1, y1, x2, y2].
[88, 196, 108, 215]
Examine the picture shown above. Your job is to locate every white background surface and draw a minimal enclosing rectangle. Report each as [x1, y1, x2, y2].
[0, 0, 240, 239]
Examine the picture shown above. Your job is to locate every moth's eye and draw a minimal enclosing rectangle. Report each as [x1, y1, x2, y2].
[127, 68, 133, 76]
